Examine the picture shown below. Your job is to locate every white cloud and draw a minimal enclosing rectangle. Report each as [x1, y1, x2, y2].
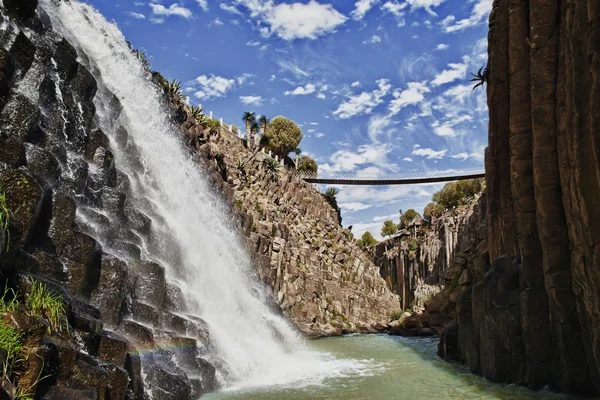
[127, 11, 146, 19]
[320, 144, 392, 173]
[149, 3, 193, 19]
[351, 0, 379, 20]
[433, 124, 456, 137]
[388, 81, 430, 115]
[441, 0, 492, 32]
[246, 40, 261, 47]
[333, 79, 392, 119]
[403, 157, 413, 162]
[193, 74, 236, 100]
[435, 43, 449, 50]
[315, 132, 325, 137]
[149, 17, 165, 24]
[276, 60, 310, 78]
[381, 1, 407, 26]
[236, 73, 253, 85]
[196, 0, 208, 11]
[240, 95, 263, 105]
[238, 0, 347, 40]
[340, 202, 372, 212]
[221, 3, 243, 15]
[351, 81, 362, 88]
[405, 0, 446, 16]
[310, 122, 319, 125]
[209, 18, 224, 26]
[412, 147, 447, 159]
[284, 83, 316, 96]
[363, 35, 382, 45]
[430, 56, 470, 86]
[317, 92, 327, 99]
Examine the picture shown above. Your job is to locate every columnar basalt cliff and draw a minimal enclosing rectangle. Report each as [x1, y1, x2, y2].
[436, 0, 600, 396]
[371, 195, 486, 315]
[0, 2, 216, 398]
[172, 105, 399, 338]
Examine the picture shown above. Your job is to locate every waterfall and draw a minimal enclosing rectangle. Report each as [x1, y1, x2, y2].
[38, 0, 370, 393]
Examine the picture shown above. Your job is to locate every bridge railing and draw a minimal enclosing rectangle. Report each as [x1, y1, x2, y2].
[296, 167, 486, 181]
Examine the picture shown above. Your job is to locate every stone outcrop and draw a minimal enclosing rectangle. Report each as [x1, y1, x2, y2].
[436, 0, 600, 396]
[0, 3, 215, 398]
[173, 108, 399, 338]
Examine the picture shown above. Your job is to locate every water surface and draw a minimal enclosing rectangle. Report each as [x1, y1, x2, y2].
[206, 335, 573, 400]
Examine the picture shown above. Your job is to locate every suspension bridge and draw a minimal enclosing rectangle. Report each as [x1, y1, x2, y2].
[296, 167, 485, 185]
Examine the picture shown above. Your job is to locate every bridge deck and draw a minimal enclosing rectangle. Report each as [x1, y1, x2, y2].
[301, 173, 485, 186]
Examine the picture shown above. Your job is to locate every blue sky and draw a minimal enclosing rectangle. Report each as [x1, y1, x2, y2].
[88, 0, 491, 239]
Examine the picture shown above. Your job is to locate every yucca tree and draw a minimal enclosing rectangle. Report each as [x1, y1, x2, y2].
[264, 158, 280, 180]
[294, 147, 302, 169]
[242, 111, 256, 148]
[190, 105, 203, 122]
[258, 115, 268, 144]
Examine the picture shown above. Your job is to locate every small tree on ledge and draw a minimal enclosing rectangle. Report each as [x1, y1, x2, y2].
[381, 220, 398, 238]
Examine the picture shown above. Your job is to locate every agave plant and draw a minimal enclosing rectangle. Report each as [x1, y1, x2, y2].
[167, 79, 188, 100]
[325, 187, 339, 201]
[470, 66, 488, 91]
[264, 158, 280, 179]
[237, 159, 246, 174]
[190, 105, 204, 121]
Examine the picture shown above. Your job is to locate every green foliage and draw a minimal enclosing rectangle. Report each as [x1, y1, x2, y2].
[0, 191, 10, 250]
[390, 310, 404, 321]
[399, 209, 421, 228]
[0, 285, 18, 314]
[324, 187, 339, 201]
[134, 49, 151, 70]
[297, 155, 318, 175]
[361, 231, 378, 248]
[0, 321, 23, 359]
[205, 119, 221, 128]
[423, 202, 444, 220]
[166, 79, 187, 100]
[263, 116, 303, 158]
[381, 220, 398, 238]
[254, 203, 264, 215]
[385, 276, 393, 290]
[190, 105, 203, 122]
[409, 239, 418, 250]
[264, 158, 280, 179]
[26, 281, 65, 332]
[431, 178, 484, 210]
[236, 159, 246, 174]
[232, 125, 239, 134]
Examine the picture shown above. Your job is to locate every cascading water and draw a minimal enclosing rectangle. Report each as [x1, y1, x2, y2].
[39, 0, 373, 394]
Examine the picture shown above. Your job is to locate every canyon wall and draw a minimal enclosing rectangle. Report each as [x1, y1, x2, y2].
[438, 0, 600, 396]
[174, 104, 399, 338]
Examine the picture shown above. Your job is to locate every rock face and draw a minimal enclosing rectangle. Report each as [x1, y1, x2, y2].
[173, 110, 399, 337]
[0, 3, 215, 398]
[435, 0, 600, 396]
[371, 195, 485, 314]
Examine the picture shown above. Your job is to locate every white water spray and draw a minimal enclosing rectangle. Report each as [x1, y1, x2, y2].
[40, 0, 375, 392]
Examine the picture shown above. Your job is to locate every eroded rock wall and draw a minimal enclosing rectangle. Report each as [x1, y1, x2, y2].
[174, 111, 400, 338]
[437, 0, 600, 396]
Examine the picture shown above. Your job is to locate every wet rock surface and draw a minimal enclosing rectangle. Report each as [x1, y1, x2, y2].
[0, 4, 217, 398]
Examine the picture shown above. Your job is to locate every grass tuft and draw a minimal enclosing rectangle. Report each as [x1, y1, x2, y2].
[26, 281, 65, 332]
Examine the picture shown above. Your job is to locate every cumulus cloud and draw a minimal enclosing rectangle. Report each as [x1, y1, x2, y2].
[240, 95, 263, 105]
[435, 43, 449, 50]
[388, 81, 430, 115]
[196, 0, 208, 11]
[237, 0, 347, 40]
[284, 83, 316, 96]
[405, 0, 446, 15]
[381, 1, 407, 26]
[339, 202, 372, 212]
[412, 147, 447, 159]
[351, 81, 362, 88]
[441, 0, 492, 32]
[351, 0, 379, 20]
[193, 74, 236, 100]
[333, 79, 392, 119]
[221, 3, 243, 15]
[430, 56, 470, 86]
[149, 3, 193, 19]
[320, 144, 392, 173]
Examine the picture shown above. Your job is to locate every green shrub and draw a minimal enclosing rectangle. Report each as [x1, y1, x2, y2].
[409, 239, 418, 250]
[264, 158, 280, 179]
[360, 231, 378, 248]
[254, 203, 263, 215]
[431, 178, 484, 210]
[263, 116, 303, 158]
[399, 209, 421, 229]
[390, 310, 403, 321]
[423, 202, 444, 219]
[0, 285, 19, 314]
[381, 220, 398, 237]
[0, 321, 23, 359]
[26, 281, 65, 332]
[205, 118, 221, 128]
[297, 156, 318, 175]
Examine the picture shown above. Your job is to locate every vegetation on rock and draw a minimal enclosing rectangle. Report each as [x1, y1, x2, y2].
[0, 191, 9, 250]
[381, 220, 398, 238]
[358, 231, 378, 249]
[399, 209, 421, 229]
[25, 280, 65, 332]
[297, 155, 318, 175]
[262, 116, 303, 158]
[430, 178, 484, 212]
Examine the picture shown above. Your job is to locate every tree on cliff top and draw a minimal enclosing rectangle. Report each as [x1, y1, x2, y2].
[399, 209, 421, 228]
[263, 116, 303, 158]
[423, 202, 444, 220]
[297, 155, 318, 175]
[432, 178, 484, 210]
[381, 220, 398, 238]
[361, 231, 378, 248]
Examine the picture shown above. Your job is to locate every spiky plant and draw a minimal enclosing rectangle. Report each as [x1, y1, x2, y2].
[325, 187, 339, 201]
[470, 66, 488, 91]
[237, 159, 246, 174]
[190, 105, 204, 121]
[26, 280, 66, 332]
[264, 158, 280, 179]
[167, 79, 188, 100]
[243, 111, 256, 148]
